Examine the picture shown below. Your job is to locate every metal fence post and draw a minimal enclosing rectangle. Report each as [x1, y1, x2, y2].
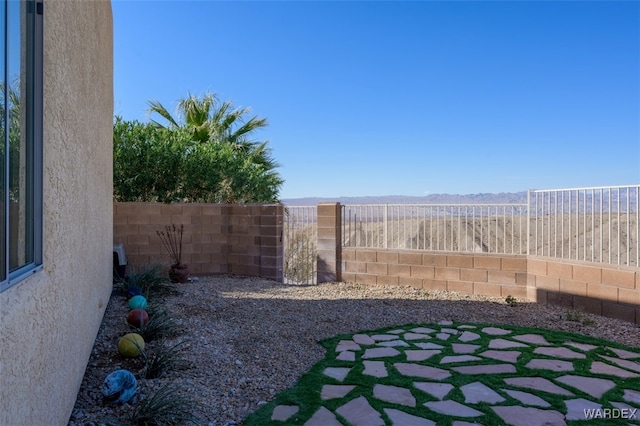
[527, 189, 531, 256]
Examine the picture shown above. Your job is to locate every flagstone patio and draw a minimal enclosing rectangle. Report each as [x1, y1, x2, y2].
[255, 321, 640, 425]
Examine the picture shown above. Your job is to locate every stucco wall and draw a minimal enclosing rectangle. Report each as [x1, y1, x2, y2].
[0, 1, 113, 424]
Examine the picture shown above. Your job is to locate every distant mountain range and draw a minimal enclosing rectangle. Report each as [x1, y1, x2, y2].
[282, 191, 529, 206]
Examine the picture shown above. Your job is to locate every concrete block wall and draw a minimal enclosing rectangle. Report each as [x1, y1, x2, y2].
[320, 202, 639, 325]
[528, 257, 639, 324]
[113, 202, 283, 281]
[339, 248, 639, 324]
[341, 249, 529, 300]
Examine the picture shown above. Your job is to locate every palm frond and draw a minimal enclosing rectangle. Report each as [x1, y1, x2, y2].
[147, 100, 179, 128]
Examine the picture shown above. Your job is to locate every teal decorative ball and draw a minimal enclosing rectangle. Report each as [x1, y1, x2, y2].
[128, 295, 147, 310]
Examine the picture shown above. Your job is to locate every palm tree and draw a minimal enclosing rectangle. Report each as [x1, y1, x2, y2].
[147, 92, 280, 198]
[148, 92, 269, 156]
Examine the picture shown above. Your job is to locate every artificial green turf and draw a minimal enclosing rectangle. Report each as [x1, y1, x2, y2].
[244, 322, 640, 426]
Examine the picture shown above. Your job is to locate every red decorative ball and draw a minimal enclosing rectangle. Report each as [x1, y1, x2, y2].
[126, 309, 149, 328]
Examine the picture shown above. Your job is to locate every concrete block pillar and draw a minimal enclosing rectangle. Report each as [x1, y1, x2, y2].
[317, 202, 342, 283]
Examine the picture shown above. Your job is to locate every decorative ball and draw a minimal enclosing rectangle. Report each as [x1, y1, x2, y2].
[126, 285, 142, 299]
[126, 309, 149, 328]
[118, 333, 145, 357]
[128, 295, 147, 310]
[102, 369, 137, 404]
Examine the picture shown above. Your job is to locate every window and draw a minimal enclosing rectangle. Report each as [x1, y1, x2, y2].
[1, 0, 43, 291]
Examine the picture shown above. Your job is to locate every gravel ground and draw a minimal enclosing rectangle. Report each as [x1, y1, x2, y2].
[69, 275, 640, 426]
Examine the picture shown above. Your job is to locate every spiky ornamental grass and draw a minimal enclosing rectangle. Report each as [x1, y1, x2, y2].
[129, 382, 203, 426]
[144, 340, 192, 380]
[124, 264, 175, 300]
[134, 307, 181, 342]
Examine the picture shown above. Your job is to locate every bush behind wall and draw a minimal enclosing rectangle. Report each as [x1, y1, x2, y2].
[113, 117, 282, 203]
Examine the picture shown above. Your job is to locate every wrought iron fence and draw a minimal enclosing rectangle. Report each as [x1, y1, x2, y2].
[342, 204, 529, 255]
[341, 185, 639, 267]
[283, 185, 638, 284]
[283, 206, 317, 284]
[529, 185, 639, 267]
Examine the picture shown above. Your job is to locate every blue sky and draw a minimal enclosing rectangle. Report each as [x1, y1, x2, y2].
[113, 1, 639, 199]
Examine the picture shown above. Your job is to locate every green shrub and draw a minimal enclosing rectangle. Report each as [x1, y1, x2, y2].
[144, 340, 191, 379]
[129, 382, 202, 425]
[113, 117, 282, 203]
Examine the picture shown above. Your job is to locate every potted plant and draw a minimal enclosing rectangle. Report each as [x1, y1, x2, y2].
[156, 224, 190, 283]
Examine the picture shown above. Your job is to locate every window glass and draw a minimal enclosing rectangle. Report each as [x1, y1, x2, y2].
[1, 0, 42, 289]
[0, 0, 6, 281]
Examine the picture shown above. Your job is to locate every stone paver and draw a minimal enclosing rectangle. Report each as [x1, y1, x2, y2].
[415, 342, 444, 350]
[352, 334, 376, 345]
[525, 358, 574, 372]
[609, 347, 640, 359]
[479, 350, 521, 363]
[482, 326, 511, 335]
[406, 349, 440, 361]
[373, 384, 416, 407]
[440, 355, 482, 364]
[555, 375, 616, 399]
[565, 342, 597, 352]
[404, 333, 432, 340]
[372, 334, 401, 341]
[565, 398, 602, 421]
[257, 322, 639, 426]
[271, 405, 299, 421]
[395, 363, 451, 380]
[384, 408, 436, 426]
[411, 327, 437, 334]
[488, 338, 528, 349]
[460, 381, 505, 404]
[512, 334, 551, 345]
[362, 347, 401, 359]
[378, 339, 410, 347]
[363, 360, 388, 378]
[591, 361, 640, 378]
[321, 384, 356, 400]
[534, 346, 586, 359]
[600, 355, 640, 373]
[323, 367, 352, 382]
[459, 331, 481, 342]
[304, 406, 342, 426]
[502, 389, 551, 407]
[336, 351, 355, 361]
[336, 396, 384, 426]
[453, 363, 516, 375]
[492, 406, 566, 426]
[336, 340, 361, 352]
[424, 400, 483, 417]
[504, 377, 574, 396]
[452, 343, 481, 354]
[623, 389, 640, 405]
[414, 381, 454, 400]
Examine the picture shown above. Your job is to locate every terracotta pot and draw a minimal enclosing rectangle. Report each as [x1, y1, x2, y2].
[169, 264, 190, 283]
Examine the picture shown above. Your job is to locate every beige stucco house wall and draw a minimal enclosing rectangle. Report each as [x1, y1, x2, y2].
[0, 1, 113, 424]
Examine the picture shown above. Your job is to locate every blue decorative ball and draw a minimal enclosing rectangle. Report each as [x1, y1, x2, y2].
[127, 285, 142, 299]
[102, 369, 137, 404]
[128, 295, 147, 310]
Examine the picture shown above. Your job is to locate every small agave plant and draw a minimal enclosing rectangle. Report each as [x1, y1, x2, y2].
[156, 224, 190, 283]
